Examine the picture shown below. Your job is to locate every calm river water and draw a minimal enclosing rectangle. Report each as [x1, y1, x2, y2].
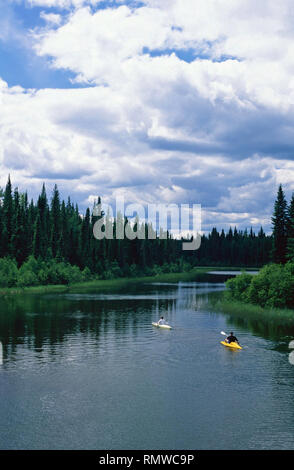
[0, 276, 294, 450]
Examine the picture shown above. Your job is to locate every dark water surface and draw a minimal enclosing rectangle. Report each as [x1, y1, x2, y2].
[0, 280, 294, 450]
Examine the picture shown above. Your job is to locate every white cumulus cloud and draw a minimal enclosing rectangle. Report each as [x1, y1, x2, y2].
[1, 0, 294, 232]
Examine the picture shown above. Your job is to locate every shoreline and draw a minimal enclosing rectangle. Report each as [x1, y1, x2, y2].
[213, 299, 294, 327]
[0, 266, 258, 296]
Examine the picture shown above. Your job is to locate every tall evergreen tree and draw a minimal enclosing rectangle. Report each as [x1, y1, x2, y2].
[286, 192, 294, 261]
[12, 187, 26, 265]
[22, 192, 31, 260]
[271, 184, 288, 264]
[80, 207, 92, 269]
[33, 183, 49, 259]
[33, 213, 42, 259]
[1, 176, 13, 257]
[50, 184, 61, 258]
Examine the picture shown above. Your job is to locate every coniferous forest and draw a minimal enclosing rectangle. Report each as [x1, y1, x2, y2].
[0, 177, 292, 288]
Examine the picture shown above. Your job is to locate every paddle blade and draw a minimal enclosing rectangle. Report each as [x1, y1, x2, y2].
[221, 331, 227, 336]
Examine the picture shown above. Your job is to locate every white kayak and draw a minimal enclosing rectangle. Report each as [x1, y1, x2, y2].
[152, 322, 172, 330]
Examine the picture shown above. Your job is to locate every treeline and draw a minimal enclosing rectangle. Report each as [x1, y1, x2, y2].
[0, 177, 193, 282]
[194, 226, 271, 266]
[0, 176, 274, 287]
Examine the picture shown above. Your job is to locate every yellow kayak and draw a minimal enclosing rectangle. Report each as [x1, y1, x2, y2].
[221, 341, 242, 350]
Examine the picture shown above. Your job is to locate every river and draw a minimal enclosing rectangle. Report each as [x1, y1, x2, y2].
[0, 275, 294, 450]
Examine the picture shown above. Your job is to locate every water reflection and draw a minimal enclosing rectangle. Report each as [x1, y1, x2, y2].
[1, 280, 294, 450]
[0, 282, 225, 365]
[222, 311, 294, 343]
[1, 279, 293, 366]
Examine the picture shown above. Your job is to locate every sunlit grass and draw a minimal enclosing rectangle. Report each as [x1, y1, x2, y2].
[214, 299, 294, 327]
[0, 267, 210, 296]
[0, 284, 69, 296]
[65, 268, 210, 292]
[0, 266, 259, 297]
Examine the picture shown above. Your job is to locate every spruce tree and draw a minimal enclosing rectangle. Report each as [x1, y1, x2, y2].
[50, 184, 61, 258]
[37, 183, 50, 259]
[1, 176, 13, 256]
[33, 213, 42, 259]
[55, 200, 65, 260]
[286, 192, 294, 261]
[80, 207, 92, 269]
[271, 184, 288, 264]
[12, 187, 26, 265]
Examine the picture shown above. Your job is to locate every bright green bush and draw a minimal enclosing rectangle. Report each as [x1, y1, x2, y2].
[226, 263, 294, 309]
[21, 255, 40, 275]
[226, 272, 253, 302]
[0, 258, 18, 287]
[17, 269, 38, 287]
[0, 256, 93, 288]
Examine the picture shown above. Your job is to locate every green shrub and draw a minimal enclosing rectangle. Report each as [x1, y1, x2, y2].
[0, 258, 18, 287]
[0, 256, 92, 288]
[226, 272, 253, 302]
[226, 263, 294, 309]
[17, 269, 38, 287]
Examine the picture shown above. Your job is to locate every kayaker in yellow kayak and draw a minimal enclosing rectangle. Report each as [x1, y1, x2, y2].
[225, 332, 239, 345]
[158, 316, 166, 325]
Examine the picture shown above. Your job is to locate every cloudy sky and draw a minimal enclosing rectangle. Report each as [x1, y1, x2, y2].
[1, 0, 294, 233]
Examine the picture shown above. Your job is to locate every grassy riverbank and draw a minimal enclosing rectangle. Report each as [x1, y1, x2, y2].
[0, 266, 256, 296]
[213, 299, 294, 327]
[0, 267, 206, 296]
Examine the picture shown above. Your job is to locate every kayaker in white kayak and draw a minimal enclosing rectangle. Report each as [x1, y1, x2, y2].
[158, 316, 166, 325]
[226, 332, 239, 344]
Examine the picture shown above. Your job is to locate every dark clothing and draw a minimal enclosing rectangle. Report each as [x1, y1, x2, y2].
[227, 335, 238, 343]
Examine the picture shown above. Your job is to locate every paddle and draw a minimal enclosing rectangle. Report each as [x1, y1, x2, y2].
[220, 331, 229, 343]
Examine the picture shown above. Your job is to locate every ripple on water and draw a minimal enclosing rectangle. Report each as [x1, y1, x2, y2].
[1, 282, 294, 450]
